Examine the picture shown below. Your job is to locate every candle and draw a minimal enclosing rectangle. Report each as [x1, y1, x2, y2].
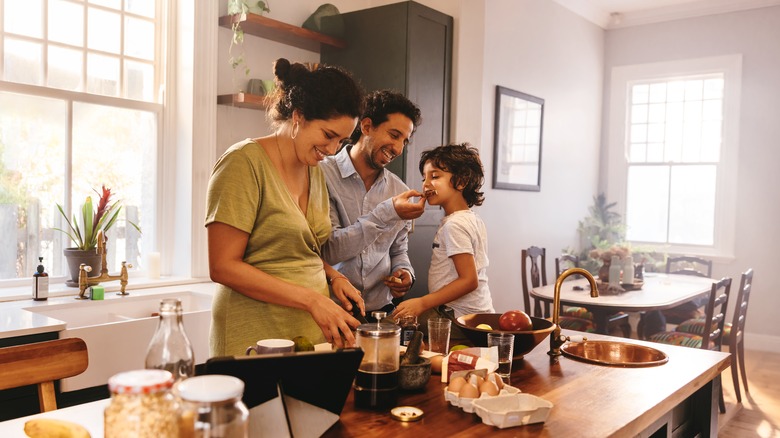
[147, 252, 161, 279]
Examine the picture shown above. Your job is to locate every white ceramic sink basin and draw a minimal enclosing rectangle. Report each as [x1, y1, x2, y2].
[24, 290, 213, 391]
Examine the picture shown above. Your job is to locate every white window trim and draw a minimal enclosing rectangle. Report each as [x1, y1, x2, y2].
[606, 55, 742, 261]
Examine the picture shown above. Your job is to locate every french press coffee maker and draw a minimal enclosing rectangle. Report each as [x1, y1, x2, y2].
[353, 311, 400, 409]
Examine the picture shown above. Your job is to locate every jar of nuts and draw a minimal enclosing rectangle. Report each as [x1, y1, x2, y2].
[105, 369, 179, 437]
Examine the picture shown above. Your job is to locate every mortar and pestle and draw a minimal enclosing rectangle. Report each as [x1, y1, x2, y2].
[398, 331, 431, 391]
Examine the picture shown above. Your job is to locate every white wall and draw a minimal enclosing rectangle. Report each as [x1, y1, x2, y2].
[603, 6, 780, 351]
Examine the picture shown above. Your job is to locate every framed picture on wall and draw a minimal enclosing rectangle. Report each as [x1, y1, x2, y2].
[492, 86, 544, 191]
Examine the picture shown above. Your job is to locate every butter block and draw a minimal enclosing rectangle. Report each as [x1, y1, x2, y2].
[90, 285, 105, 300]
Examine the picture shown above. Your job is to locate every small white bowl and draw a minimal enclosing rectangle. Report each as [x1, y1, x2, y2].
[471, 393, 553, 429]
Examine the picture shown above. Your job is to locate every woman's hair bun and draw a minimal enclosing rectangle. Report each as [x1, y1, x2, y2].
[273, 58, 292, 82]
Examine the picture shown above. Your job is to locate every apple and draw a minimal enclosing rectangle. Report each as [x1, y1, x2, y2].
[498, 310, 533, 331]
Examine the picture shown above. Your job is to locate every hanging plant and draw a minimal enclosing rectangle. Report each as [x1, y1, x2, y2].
[227, 0, 270, 80]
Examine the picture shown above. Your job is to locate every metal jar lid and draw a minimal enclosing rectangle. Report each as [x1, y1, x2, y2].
[356, 311, 400, 338]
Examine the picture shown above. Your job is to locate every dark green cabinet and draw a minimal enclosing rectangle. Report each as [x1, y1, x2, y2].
[322, 1, 453, 297]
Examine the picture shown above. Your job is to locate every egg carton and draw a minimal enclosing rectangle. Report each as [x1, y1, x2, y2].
[443, 384, 520, 413]
[472, 393, 553, 429]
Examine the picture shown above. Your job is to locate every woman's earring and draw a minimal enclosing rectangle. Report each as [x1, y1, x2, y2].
[291, 121, 300, 140]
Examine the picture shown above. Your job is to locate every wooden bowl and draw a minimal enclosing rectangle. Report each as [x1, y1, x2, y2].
[454, 313, 556, 359]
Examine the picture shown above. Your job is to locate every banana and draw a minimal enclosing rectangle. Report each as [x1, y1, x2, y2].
[24, 418, 91, 438]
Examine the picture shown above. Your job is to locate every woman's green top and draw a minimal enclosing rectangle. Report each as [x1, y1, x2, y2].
[205, 139, 331, 356]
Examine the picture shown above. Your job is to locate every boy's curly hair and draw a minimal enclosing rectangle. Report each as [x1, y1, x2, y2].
[419, 143, 485, 207]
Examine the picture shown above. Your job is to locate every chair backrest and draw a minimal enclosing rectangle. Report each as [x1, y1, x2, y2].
[666, 256, 713, 278]
[0, 338, 88, 412]
[555, 254, 579, 279]
[700, 277, 732, 351]
[521, 246, 547, 317]
[730, 269, 754, 345]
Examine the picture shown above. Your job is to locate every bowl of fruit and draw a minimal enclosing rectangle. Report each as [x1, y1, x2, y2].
[454, 311, 555, 359]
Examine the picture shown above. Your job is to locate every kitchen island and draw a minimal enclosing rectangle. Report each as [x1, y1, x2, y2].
[328, 330, 729, 437]
[0, 330, 729, 437]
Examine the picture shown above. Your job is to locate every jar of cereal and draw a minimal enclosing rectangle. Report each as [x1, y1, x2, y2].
[105, 369, 179, 437]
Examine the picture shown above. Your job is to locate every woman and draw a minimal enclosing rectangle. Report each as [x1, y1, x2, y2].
[206, 58, 365, 356]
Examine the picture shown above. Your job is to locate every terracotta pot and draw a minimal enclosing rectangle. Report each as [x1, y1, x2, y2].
[63, 248, 102, 287]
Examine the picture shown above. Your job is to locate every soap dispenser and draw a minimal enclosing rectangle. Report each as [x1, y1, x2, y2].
[32, 257, 49, 301]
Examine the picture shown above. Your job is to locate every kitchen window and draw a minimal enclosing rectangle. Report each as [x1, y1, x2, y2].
[606, 55, 741, 259]
[0, 0, 165, 286]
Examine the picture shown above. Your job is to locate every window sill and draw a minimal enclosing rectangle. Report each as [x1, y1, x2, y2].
[0, 276, 212, 303]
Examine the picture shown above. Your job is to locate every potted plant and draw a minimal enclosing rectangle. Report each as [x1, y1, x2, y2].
[55, 186, 140, 286]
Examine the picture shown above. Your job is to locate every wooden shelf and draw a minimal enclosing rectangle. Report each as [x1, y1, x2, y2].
[217, 93, 269, 110]
[218, 13, 346, 53]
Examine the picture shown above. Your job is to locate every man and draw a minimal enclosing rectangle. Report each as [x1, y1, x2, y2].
[321, 90, 425, 319]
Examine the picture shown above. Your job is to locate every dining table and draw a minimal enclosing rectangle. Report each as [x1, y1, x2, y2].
[530, 272, 714, 335]
[0, 328, 729, 438]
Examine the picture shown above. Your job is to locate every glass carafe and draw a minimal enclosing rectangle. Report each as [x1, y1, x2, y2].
[354, 311, 400, 409]
[145, 298, 195, 381]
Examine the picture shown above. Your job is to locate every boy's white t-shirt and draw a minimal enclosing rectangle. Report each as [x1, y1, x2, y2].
[427, 209, 495, 318]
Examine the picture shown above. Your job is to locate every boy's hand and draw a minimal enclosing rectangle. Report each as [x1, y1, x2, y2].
[392, 297, 426, 319]
[392, 190, 425, 220]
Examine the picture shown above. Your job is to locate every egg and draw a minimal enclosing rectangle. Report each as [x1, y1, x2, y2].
[469, 374, 484, 388]
[479, 380, 499, 396]
[489, 373, 505, 390]
[430, 355, 444, 374]
[458, 383, 479, 399]
[448, 376, 467, 393]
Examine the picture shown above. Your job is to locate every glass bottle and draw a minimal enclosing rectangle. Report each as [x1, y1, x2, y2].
[177, 375, 249, 438]
[145, 298, 195, 381]
[105, 369, 179, 438]
[622, 256, 635, 286]
[32, 257, 49, 301]
[608, 255, 621, 288]
[398, 315, 418, 346]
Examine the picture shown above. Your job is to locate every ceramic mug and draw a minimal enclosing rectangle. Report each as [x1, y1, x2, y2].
[246, 339, 295, 355]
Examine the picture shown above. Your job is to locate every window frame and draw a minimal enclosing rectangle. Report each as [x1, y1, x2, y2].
[606, 55, 742, 260]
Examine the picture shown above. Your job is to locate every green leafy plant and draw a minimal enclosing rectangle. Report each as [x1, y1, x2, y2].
[566, 193, 663, 274]
[227, 0, 270, 78]
[55, 185, 141, 251]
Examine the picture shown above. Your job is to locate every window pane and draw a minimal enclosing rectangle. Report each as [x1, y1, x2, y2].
[72, 102, 157, 272]
[648, 83, 666, 103]
[49, 0, 84, 46]
[4, 38, 44, 85]
[125, 16, 155, 60]
[0, 92, 67, 278]
[126, 0, 155, 18]
[125, 60, 154, 101]
[87, 53, 120, 96]
[88, 7, 121, 54]
[669, 165, 716, 245]
[626, 165, 669, 243]
[48, 46, 84, 91]
[4, 0, 43, 38]
[631, 104, 647, 124]
[632, 84, 649, 104]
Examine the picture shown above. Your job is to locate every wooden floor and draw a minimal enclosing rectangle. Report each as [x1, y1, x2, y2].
[718, 347, 780, 437]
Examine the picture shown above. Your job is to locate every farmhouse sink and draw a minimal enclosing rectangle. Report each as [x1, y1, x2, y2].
[24, 290, 213, 391]
[561, 340, 669, 368]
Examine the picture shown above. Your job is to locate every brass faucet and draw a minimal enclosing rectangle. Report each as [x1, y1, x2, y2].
[548, 268, 599, 359]
[76, 230, 132, 299]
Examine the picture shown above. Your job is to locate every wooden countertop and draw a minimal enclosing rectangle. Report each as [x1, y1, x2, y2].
[326, 330, 730, 437]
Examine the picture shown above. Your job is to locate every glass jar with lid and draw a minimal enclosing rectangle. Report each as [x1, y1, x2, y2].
[354, 311, 400, 409]
[176, 375, 249, 438]
[104, 369, 179, 438]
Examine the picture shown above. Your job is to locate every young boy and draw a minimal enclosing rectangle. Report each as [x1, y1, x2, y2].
[392, 143, 494, 338]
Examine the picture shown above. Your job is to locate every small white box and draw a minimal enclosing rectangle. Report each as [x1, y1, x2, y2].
[471, 393, 553, 429]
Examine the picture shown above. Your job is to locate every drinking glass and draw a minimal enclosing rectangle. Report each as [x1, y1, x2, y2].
[488, 333, 515, 380]
[427, 318, 451, 354]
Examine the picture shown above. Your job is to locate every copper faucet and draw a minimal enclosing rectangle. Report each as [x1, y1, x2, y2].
[76, 230, 131, 299]
[548, 268, 599, 359]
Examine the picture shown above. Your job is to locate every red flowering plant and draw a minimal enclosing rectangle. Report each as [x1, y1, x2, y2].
[55, 185, 141, 251]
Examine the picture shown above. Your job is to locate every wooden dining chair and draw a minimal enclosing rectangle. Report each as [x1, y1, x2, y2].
[522, 247, 594, 332]
[555, 254, 632, 338]
[675, 269, 754, 404]
[648, 277, 732, 413]
[0, 338, 89, 413]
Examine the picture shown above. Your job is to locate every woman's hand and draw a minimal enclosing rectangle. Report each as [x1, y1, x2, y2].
[330, 276, 365, 316]
[308, 294, 360, 348]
